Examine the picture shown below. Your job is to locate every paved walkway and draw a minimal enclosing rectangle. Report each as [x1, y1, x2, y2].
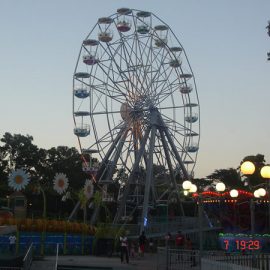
[31, 253, 159, 270]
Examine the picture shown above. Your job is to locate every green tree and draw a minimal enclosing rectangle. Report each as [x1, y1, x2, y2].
[206, 168, 244, 190]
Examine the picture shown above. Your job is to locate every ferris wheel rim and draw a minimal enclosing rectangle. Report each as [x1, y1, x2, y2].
[73, 7, 200, 177]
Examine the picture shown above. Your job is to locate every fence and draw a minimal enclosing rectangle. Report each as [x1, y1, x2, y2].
[202, 253, 270, 270]
[157, 247, 200, 270]
[157, 247, 270, 270]
[0, 232, 94, 256]
[0, 243, 33, 270]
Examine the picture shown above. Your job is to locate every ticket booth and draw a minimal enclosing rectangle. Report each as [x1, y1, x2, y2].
[9, 192, 27, 219]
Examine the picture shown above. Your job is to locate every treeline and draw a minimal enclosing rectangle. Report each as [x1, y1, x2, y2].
[0, 132, 87, 218]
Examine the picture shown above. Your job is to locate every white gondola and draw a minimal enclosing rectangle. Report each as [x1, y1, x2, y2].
[183, 160, 195, 164]
[185, 103, 198, 108]
[98, 31, 113, 42]
[83, 39, 99, 46]
[154, 37, 167, 47]
[74, 124, 90, 137]
[74, 111, 90, 117]
[116, 8, 132, 32]
[81, 149, 99, 174]
[137, 25, 150, 34]
[169, 47, 182, 67]
[117, 20, 131, 32]
[117, 7, 132, 15]
[74, 88, 89, 99]
[74, 72, 90, 79]
[82, 164, 99, 175]
[82, 39, 99, 65]
[83, 54, 99, 65]
[185, 114, 198, 123]
[137, 11, 151, 34]
[154, 25, 168, 47]
[186, 144, 199, 153]
[180, 73, 193, 79]
[169, 59, 181, 68]
[180, 85, 192, 94]
[98, 17, 113, 42]
[185, 132, 199, 137]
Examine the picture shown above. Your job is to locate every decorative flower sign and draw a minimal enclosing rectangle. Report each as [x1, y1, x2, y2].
[8, 169, 30, 191]
[53, 173, 69, 195]
[84, 179, 94, 199]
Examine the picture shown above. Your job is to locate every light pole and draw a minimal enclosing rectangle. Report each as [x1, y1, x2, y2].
[240, 161, 270, 232]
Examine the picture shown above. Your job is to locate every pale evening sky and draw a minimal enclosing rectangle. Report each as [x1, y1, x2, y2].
[0, 0, 269, 178]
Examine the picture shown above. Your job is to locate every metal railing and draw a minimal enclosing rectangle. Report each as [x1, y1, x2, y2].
[22, 243, 33, 270]
[0, 267, 22, 270]
[157, 247, 200, 270]
[54, 243, 59, 270]
[157, 247, 270, 270]
[202, 252, 270, 270]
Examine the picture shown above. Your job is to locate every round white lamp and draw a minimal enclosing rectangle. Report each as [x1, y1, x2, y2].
[240, 161, 255, 175]
[216, 182, 226, 192]
[230, 189, 239, 198]
[261, 165, 270, 179]
[190, 184, 197, 193]
[182, 180, 192, 190]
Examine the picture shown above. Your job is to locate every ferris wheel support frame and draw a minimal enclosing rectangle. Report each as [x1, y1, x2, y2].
[91, 109, 189, 232]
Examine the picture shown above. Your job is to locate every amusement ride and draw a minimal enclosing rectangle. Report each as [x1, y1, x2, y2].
[72, 8, 200, 232]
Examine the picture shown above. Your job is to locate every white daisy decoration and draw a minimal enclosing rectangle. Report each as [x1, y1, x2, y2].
[8, 169, 30, 191]
[84, 179, 94, 199]
[53, 173, 69, 195]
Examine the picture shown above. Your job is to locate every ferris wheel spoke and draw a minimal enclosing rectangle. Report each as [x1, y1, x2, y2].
[105, 44, 133, 97]
[153, 72, 180, 103]
[160, 113, 187, 135]
[148, 50, 172, 99]
[89, 120, 125, 149]
[135, 36, 158, 97]
[87, 73, 127, 105]
[97, 61, 128, 99]
[118, 38, 142, 102]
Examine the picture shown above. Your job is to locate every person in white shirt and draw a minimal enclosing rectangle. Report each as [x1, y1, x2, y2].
[119, 233, 129, 263]
[9, 234, 16, 254]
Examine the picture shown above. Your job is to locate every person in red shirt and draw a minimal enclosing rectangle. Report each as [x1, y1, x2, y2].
[175, 231, 185, 261]
[175, 231, 185, 248]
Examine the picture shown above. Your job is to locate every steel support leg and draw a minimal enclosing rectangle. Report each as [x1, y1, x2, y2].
[140, 121, 157, 233]
[159, 128, 185, 216]
[113, 126, 151, 224]
[158, 113, 189, 179]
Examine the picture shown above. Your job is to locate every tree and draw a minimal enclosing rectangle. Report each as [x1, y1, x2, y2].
[0, 132, 91, 220]
[206, 168, 244, 190]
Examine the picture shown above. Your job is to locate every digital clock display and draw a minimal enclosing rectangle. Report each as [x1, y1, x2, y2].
[224, 239, 261, 250]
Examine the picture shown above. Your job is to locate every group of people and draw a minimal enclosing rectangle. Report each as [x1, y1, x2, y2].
[119, 231, 149, 264]
[119, 230, 194, 264]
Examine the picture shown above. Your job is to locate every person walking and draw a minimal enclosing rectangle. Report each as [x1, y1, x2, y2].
[138, 231, 147, 257]
[119, 233, 129, 264]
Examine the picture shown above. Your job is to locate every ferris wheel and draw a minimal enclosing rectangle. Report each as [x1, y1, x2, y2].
[72, 8, 200, 229]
